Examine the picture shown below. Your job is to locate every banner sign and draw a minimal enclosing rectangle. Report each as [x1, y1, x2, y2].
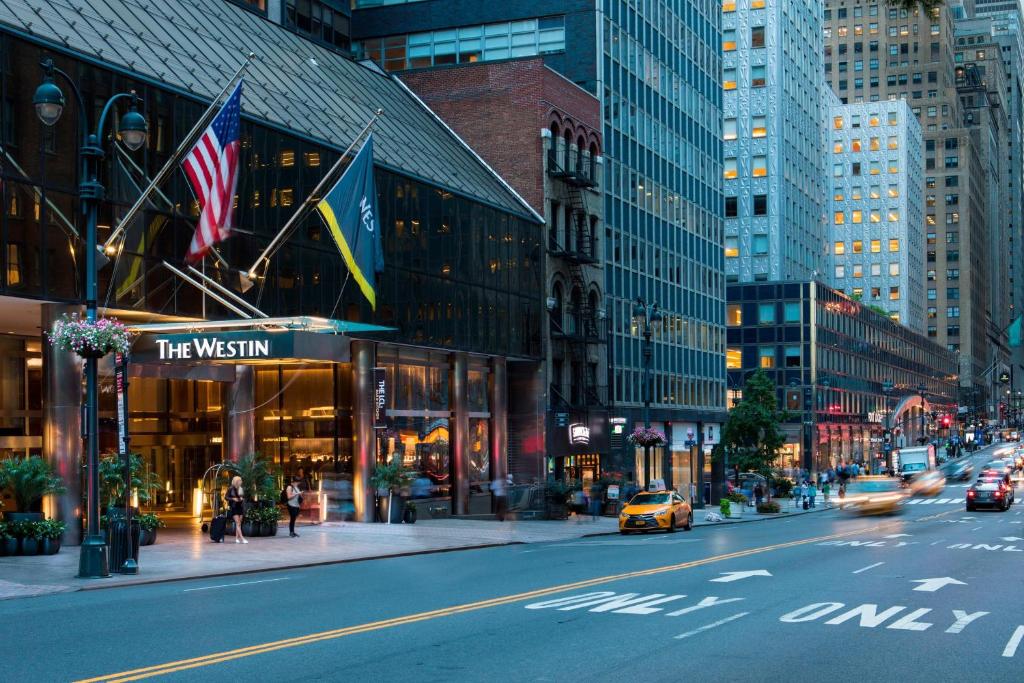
[115, 353, 129, 456]
[373, 367, 387, 429]
[132, 330, 351, 365]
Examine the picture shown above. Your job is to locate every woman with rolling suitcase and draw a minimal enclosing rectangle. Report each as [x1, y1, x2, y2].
[226, 476, 248, 544]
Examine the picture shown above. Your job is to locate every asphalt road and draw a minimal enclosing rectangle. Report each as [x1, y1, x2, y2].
[5, 444, 1023, 683]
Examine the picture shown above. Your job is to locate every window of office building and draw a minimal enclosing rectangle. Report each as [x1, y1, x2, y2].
[726, 348, 742, 369]
[751, 65, 766, 87]
[835, 264, 846, 278]
[784, 346, 801, 368]
[834, 241, 845, 255]
[724, 237, 739, 258]
[758, 303, 776, 324]
[889, 263, 900, 276]
[753, 194, 768, 215]
[751, 26, 765, 48]
[752, 115, 767, 137]
[889, 287, 900, 300]
[724, 158, 738, 179]
[724, 68, 737, 90]
[784, 302, 800, 323]
[834, 211, 845, 225]
[759, 346, 775, 369]
[723, 29, 737, 51]
[752, 234, 769, 255]
[285, 0, 351, 51]
[889, 239, 900, 252]
[725, 196, 738, 217]
[852, 240, 863, 254]
[727, 304, 742, 326]
[358, 17, 565, 71]
[752, 155, 767, 177]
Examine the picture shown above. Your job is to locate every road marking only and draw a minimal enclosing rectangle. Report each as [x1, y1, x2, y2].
[182, 578, 290, 592]
[674, 611, 750, 639]
[852, 562, 885, 574]
[74, 521, 914, 683]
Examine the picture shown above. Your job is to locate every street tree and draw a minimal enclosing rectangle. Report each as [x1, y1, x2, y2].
[721, 369, 789, 500]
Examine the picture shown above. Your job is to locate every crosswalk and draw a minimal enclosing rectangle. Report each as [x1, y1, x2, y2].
[900, 497, 965, 505]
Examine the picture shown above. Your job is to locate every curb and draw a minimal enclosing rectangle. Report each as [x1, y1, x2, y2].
[11, 541, 524, 598]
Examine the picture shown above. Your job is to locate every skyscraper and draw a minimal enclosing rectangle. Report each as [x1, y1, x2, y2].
[722, 0, 827, 282]
[822, 0, 994, 403]
[827, 100, 926, 333]
[353, 0, 727, 489]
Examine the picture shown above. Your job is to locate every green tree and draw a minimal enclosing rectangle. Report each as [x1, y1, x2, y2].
[887, 0, 943, 14]
[721, 370, 789, 499]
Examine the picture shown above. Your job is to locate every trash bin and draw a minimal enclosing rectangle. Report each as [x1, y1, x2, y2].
[107, 509, 140, 573]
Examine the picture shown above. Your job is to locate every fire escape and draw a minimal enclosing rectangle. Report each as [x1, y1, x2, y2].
[547, 148, 606, 411]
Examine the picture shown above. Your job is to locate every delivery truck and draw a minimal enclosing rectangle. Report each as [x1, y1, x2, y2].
[897, 444, 936, 483]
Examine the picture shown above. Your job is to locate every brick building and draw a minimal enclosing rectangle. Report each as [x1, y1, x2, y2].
[402, 58, 609, 483]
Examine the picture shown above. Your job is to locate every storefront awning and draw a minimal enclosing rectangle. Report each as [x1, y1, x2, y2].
[129, 317, 394, 366]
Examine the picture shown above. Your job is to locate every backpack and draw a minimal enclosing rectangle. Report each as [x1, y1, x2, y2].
[279, 486, 289, 505]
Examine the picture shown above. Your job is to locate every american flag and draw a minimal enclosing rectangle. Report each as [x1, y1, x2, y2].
[182, 81, 243, 263]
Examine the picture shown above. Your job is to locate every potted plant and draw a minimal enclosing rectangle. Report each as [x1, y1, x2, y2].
[99, 452, 161, 513]
[719, 498, 731, 518]
[241, 508, 260, 537]
[403, 499, 417, 524]
[49, 313, 132, 358]
[247, 504, 279, 537]
[756, 500, 781, 514]
[543, 481, 569, 520]
[370, 460, 412, 524]
[0, 456, 66, 522]
[18, 520, 41, 555]
[726, 492, 748, 519]
[137, 513, 164, 546]
[226, 453, 279, 504]
[0, 521, 15, 556]
[35, 518, 66, 554]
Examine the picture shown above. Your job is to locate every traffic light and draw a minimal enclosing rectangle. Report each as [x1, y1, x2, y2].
[941, 415, 952, 427]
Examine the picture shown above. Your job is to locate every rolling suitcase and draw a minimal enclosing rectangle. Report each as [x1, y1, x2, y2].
[209, 514, 228, 543]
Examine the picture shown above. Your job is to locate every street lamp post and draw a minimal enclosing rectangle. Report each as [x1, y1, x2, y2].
[917, 382, 927, 446]
[882, 379, 894, 473]
[34, 58, 148, 579]
[632, 297, 662, 489]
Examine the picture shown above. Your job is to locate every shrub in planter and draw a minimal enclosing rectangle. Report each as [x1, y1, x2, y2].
[99, 453, 161, 511]
[403, 499, 417, 524]
[0, 456, 65, 519]
[719, 499, 731, 517]
[16, 520, 41, 555]
[137, 513, 164, 546]
[772, 477, 794, 499]
[248, 505, 279, 536]
[726, 491, 749, 506]
[756, 500, 781, 514]
[0, 521, 15, 556]
[35, 518, 66, 555]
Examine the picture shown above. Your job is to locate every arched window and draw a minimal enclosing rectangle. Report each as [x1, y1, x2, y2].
[589, 141, 600, 180]
[563, 128, 573, 170]
[569, 287, 583, 335]
[576, 135, 586, 173]
[551, 282, 564, 331]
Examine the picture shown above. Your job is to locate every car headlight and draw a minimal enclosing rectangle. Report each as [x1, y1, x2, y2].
[654, 508, 670, 516]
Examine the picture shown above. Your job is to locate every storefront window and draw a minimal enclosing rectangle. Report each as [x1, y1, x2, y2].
[468, 418, 490, 493]
[394, 416, 450, 499]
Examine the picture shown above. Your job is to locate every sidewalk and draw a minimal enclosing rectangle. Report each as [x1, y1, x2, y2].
[0, 501, 828, 600]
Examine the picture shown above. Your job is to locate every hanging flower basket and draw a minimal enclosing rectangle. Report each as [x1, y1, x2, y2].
[49, 314, 132, 359]
[627, 426, 667, 448]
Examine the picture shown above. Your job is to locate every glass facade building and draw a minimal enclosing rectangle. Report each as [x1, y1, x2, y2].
[0, 0, 543, 526]
[727, 281, 958, 475]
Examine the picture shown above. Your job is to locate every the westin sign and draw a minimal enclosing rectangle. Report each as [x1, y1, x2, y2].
[156, 337, 271, 361]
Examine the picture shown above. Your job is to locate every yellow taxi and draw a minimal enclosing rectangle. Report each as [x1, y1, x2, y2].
[840, 476, 908, 515]
[619, 490, 692, 534]
[909, 470, 946, 497]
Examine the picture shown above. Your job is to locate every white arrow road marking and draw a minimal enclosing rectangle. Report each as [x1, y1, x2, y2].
[674, 611, 750, 640]
[852, 562, 885, 574]
[1003, 626, 1024, 657]
[710, 570, 772, 583]
[911, 577, 967, 592]
[884, 534, 912, 538]
[1001, 537, 1024, 542]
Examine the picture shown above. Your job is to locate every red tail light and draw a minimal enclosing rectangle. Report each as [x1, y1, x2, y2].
[995, 491, 1003, 498]
[968, 490, 976, 497]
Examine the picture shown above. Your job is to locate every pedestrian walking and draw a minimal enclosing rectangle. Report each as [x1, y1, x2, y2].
[285, 476, 303, 537]
[822, 480, 831, 508]
[753, 483, 764, 507]
[792, 481, 803, 508]
[226, 476, 247, 544]
[589, 483, 603, 521]
[807, 481, 818, 508]
[490, 474, 508, 522]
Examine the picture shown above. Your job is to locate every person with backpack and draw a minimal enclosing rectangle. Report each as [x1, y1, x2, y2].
[282, 476, 303, 537]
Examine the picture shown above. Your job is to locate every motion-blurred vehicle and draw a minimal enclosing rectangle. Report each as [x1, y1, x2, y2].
[840, 476, 907, 515]
[982, 460, 1013, 478]
[619, 491, 692, 534]
[909, 470, 946, 496]
[939, 459, 973, 481]
[967, 477, 1012, 511]
[897, 445, 936, 484]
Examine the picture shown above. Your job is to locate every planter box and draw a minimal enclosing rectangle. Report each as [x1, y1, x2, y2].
[21, 538, 41, 555]
[139, 528, 158, 546]
[41, 538, 61, 555]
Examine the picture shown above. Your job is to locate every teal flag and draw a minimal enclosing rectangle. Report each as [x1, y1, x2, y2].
[1010, 315, 1023, 348]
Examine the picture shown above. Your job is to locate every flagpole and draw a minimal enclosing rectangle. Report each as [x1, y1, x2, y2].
[100, 53, 255, 255]
[239, 109, 383, 289]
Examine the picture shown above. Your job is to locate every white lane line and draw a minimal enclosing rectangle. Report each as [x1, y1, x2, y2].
[1002, 625, 1024, 657]
[674, 611, 750, 639]
[183, 577, 290, 592]
[852, 562, 885, 574]
[972, 526, 983, 531]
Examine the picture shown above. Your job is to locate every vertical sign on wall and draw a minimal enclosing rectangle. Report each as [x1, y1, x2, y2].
[373, 367, 387, 429]
[115, 353, 129, 456]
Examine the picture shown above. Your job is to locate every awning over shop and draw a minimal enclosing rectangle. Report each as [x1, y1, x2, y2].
[129, 316, 393, 366]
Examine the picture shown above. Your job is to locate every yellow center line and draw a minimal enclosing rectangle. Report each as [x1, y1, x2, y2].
[78, 512, 950, 683]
